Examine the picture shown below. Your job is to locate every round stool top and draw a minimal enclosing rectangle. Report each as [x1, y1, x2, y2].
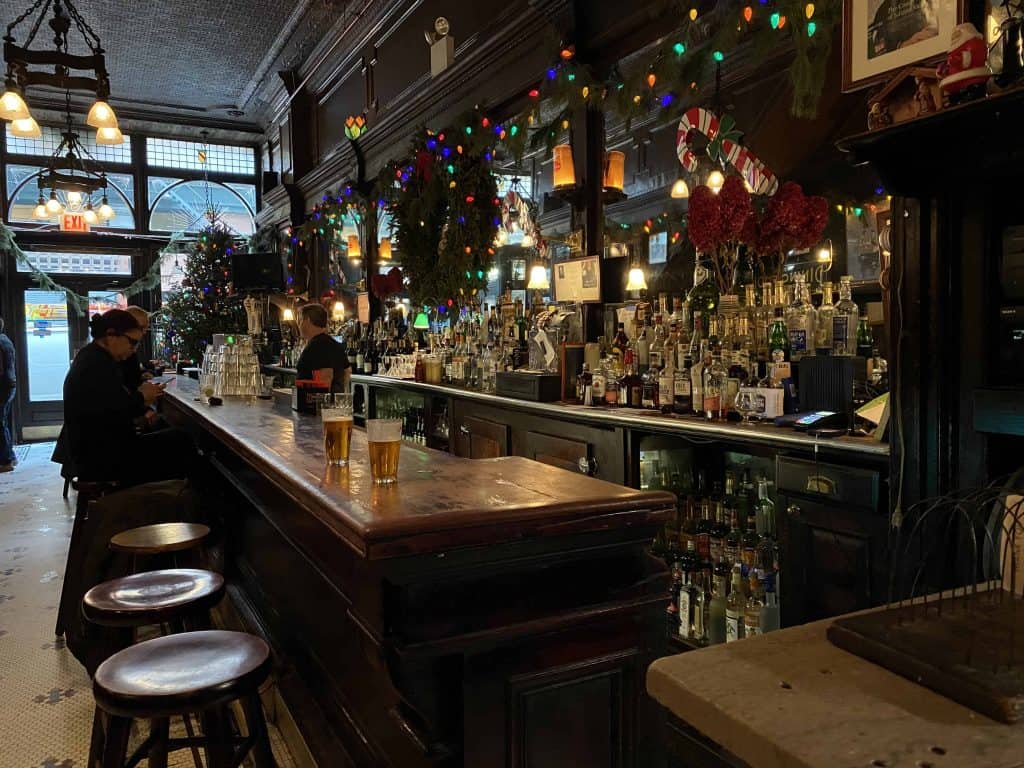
[83, 569, 224, 628]
[94, 630, 271, 719]
[109, 522, 210, 554]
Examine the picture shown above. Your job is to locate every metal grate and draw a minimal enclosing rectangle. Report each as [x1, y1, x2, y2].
[146, 137, 254, 175]
[5, 124, 132, 164]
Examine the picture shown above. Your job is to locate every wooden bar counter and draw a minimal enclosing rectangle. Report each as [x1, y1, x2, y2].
[161, 377, 675, 767]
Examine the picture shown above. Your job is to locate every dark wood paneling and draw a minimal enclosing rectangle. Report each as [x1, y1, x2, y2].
[453, 412, 509, 459]
[317, 60, 367, 163]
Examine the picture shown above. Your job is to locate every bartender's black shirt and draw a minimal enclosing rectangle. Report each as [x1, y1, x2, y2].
[295, 332, 350, 389]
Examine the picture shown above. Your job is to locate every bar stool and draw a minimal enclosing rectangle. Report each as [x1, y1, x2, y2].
[83, 568, 225, 660]
[90, 630, 275, 768]
[109, 522, 211, 571]
[55, 479, 122, 637]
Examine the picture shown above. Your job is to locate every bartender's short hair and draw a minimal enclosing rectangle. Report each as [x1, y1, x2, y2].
[300, 303, 328, 329]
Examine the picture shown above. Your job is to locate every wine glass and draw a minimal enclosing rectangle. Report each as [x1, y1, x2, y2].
[734, 388, 758, 426]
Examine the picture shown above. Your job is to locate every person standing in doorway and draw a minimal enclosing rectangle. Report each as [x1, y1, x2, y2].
[0, 318, 17, 472]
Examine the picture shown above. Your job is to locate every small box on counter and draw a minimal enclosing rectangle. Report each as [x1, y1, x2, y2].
[495, 371, 562, 402]
[750, 387, 785, 419]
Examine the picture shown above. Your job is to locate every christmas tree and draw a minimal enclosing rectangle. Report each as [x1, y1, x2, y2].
[159, 225, 246, 365]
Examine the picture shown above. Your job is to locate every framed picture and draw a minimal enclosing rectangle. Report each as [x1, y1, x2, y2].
[553, 255, 601, 303]
[843, 0, 964, 91]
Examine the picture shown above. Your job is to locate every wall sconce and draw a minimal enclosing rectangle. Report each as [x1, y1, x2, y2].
[347, 234, 362, 263]
[553, 144, 576, 189]
[378, 237, 392, 260]
[332, 300, 345, 320]
[671, 177, 690, 199]
[603, 151, 625, 193]
[625, 266, 648, 292]
[527, 264, 550, 290]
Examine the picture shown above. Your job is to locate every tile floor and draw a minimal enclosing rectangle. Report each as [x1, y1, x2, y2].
[0, 443, 297, 768]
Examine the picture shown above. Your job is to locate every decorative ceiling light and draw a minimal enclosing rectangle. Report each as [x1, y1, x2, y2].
[706, 170, 726, 194]
[670, 178, 690, 199]
[413, 311, 430, 330]
[527, 264, 549, 291]
[95, 125, 124, 146]
[625, 267, 648, 292]
[520, 232, 536, 249]
[378, 237, 392, 260]
[3, 0, 116, 129]
[8, 115, 41, 138]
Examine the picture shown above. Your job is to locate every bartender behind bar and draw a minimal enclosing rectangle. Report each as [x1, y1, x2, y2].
[296, 303, 351, 392]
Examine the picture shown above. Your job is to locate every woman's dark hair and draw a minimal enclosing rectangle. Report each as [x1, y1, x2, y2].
[89, 309, 140, 340]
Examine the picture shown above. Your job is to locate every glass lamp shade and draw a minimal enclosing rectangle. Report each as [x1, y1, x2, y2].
[86, 100, 118, 130]
[706, 170, 725, 194]
[45, 194, 63, 214]
[0, 90, 30, 121]
[332, 300, 345, 318]
[670, 178, 690, 199]
[413, 311, 430, 330]
[527, 265, 550, 291]
[603, 150, 625, 191]
[95, 126, 124, 145]
[520, 232, 536, 249]
[282, 308, 295, 323]
[98, 197, 114, 220]
[83, 206, 99, 225]
[8, 116, 41, 138]
[347, 234, 362, 260]
[553, 144, 576, 188]
[378, 237, 392, 260]
[33, 202, 49, 219]
[625, 267, 648, 292]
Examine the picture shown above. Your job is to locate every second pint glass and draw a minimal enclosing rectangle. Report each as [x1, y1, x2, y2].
[366, 418, 402, 485]
[322, 394, 353, 466]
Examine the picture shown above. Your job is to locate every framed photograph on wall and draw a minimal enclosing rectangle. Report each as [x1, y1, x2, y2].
[843, 0, 964, 90]
[553, 255, 601, 303]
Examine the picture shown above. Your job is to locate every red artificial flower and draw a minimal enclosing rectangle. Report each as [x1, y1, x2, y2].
[687, 185, 722, 253]
[717, 176, 752, 242]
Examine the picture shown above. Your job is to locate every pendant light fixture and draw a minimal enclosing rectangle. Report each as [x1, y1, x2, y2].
[625, 266, 648, 292]
[413, 310, 431, 330]
[0, 89, 30, 122]
[527, 264, 550, 291]
[8, 116, 41, 138]
[86, 100, 118, 130]
[706, 170, 726, 194]
[378, 237, 392, 260]
[670, 177, 690, 199]
[95, 125, 125, 146]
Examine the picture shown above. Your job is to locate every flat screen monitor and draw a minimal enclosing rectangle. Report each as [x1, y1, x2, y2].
[232, 252, 284, 292]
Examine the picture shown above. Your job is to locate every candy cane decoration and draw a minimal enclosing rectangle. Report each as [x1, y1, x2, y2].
[676, 107, 779, 196]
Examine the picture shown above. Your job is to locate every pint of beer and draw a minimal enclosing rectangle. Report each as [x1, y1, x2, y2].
[322, 394, 354, 466]
[366, 418, 402, 485]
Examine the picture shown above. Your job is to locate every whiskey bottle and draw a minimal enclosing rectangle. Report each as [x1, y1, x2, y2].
[623, 362, 643, 409]
[725, 564, 746, 643]
[591, 357, 607, 404]
[832, 276, 859, 356]
[688, 260, 719, 325]
[677, 540, 699, 640]
[576, 363, 593, 405]
[707, 569, 729, 645]
[673, 356, 693, 414]
[709, 496, 727, 565]
[691, 340, 706, 415]
[856, 315, 874, 359]
[759, 571, 781, 633]
[785, 273, 816, 361]
[703, 350, 727, 420]
[658, 354, 676, 415]
[814, 280, 835, 355]
[637, 319, 651, 374]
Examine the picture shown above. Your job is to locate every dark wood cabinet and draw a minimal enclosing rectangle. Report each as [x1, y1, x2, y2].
[453, 412, 509, 459]
[776, 457, 889, 626]
[518, 430, 593, 476]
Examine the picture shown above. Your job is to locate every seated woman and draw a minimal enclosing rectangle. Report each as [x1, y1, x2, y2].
[54, 309, 189, 485]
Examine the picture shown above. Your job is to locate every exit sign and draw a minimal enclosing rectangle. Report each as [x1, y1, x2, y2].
[60, 212, 90, 233]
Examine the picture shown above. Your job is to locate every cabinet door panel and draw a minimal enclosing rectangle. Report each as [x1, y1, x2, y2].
[521, 431, 591, 475]
[454, 414, 509, 459]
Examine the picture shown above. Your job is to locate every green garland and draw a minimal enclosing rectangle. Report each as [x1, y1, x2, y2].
[378, 108, 500, 306]
[0, 221, 166, 315]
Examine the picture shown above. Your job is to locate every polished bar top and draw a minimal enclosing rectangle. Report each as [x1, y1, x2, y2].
[345, 374, 890, 459]
[647, 610, 1024, 768]
[164, 377, 675, 559]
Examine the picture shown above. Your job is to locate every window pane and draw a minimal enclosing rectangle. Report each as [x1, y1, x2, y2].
[149, 177, 255, 235]
[88, 290, 127, 314]
[649, 232, 668, 265]
[23, 290, 70, 402]
[146, 137, 255, 175]
[160, 249, 186, 301]
[5, 124, 132, 164]
[6, 165, 135, 230]
[16, 251, 133, 275]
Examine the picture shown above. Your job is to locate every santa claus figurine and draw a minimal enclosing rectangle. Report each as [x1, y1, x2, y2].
[937, 23, 991, 105]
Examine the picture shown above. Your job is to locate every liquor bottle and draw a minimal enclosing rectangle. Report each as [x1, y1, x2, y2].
[785, 273, 816, 361]
[612, 322, 630, 368]
[691, 340, 706, 415]
[592, 356, 607, 404]
[658, 354, 676, 415]
[623, 362, 643, 408]
[755, 283, 774, 366]
[759, 571, 781, 633]
[603, 373, 620, 407]
[481, 344, 496, 393]
[576, 363, 593, 405]
[767, 309, 790, 385]
[355, 326, 365, 374]
[688, 260, 719, 327]
[741, 513, 760, 576]
[703, 350, 727, 420]
[856, 315, 874, 359]
[673, 356, 693, 415]
[637, 319, 651, 374]
[668, 556, 683, 628]
[744, 573, 764, 638]
[709, 496, 726, 566]
[814, 280, 835, 355]
[649, 315, 667, 371]
[724, 507, 742, 568]
[707, 568, 729, 645]
[678, 474, 696, 551]
[695, 477, 712, 565]
[641, 365, 659, 410]
[832, 276, 859, 356]
[725, 564, 746, 642]
[691, 570, 708, 644]
[677, 540, 699, 639]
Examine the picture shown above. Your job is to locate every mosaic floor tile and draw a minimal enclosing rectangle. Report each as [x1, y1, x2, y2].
[0, 443, 299, 768]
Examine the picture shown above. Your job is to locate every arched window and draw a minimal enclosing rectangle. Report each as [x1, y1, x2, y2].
[148, 178, 256, 235]
[5, 164, 136, 230]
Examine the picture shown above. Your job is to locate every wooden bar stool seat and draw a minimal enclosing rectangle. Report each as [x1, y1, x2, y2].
[91, 631, 275, 768]
[83, 568, 224, 629]
[109, 522, 210, 556]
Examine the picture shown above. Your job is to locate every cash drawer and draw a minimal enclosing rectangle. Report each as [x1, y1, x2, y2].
[776, 457, 880, 511]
